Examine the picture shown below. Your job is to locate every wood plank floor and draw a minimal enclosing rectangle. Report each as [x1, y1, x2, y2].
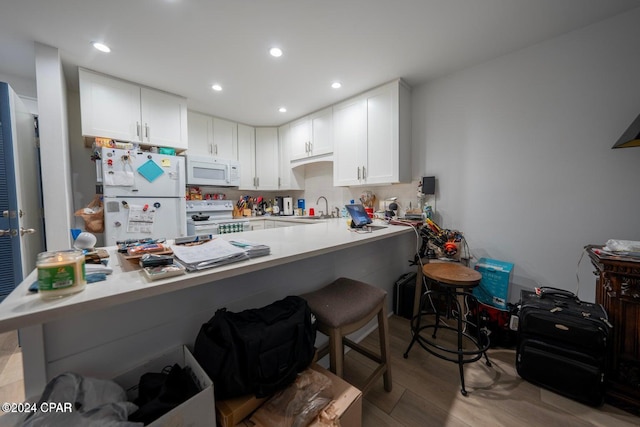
[343, 315, 639, 427]
[0, 330, 24, 406]
[1, 316, 639, 426]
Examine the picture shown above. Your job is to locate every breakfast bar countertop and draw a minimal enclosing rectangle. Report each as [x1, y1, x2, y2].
[0, 218, 415, 334]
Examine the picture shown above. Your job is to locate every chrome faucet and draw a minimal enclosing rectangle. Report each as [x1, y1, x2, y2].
[316, 196, 328, 217]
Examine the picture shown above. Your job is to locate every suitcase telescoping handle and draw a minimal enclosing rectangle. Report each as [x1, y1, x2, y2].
[538, 286, 579, 302]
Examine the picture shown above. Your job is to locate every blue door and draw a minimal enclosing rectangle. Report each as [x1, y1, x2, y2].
[0, 82, 23, 301]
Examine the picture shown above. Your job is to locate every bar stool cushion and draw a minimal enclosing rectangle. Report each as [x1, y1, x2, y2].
[303, 278, 386, 328]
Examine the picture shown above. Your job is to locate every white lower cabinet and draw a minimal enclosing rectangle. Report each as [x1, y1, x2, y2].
[250, 220, 265, 231]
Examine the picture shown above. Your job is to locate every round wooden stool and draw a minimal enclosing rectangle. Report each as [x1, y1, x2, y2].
[301, 277, 392, 394]
[403, 262, 491, 396]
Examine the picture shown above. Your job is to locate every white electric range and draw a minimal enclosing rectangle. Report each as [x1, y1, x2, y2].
[186, 200, 251, 235]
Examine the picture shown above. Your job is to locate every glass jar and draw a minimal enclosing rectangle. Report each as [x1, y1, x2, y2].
[36, 250, 86, 300]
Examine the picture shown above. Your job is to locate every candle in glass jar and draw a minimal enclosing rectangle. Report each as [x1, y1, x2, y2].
[36, 250, 86, 300]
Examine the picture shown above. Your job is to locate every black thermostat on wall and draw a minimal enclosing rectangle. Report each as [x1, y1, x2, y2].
[422, 176, 435, 195]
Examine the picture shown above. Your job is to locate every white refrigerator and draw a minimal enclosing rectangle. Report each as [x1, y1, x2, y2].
[101, 147, 186, 246]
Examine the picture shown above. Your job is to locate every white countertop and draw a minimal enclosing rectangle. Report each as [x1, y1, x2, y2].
[0, 218, 416, 333]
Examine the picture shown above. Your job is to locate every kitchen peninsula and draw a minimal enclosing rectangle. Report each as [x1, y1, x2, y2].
[0, 218, 416, 397]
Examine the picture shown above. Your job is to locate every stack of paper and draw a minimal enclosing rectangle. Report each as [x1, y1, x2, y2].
[228, 238, 271, 258]
[171, 238, 249, 271]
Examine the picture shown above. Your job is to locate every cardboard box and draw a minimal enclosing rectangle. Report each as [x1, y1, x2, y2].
[215, 363, 362, 427]
[309, 364, 362, 427]
[473, 258, 514, 309]
[113, 345, 216, 427]
[216, 394, 268, 427]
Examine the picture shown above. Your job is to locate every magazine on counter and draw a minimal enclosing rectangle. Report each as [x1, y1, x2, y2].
[228, 238, 271, 258]
[170, 238, 249, 271]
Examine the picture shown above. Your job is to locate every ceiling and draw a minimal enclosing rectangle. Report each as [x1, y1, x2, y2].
[1, 0, 639, 126]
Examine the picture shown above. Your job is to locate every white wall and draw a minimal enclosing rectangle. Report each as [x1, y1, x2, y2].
[0, 73, 38, 118]
[35, 43, 74, 250]
[411, 8, 640, 302]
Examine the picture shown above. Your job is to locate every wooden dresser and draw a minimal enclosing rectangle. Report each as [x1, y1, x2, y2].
[587, 245, 640, 412]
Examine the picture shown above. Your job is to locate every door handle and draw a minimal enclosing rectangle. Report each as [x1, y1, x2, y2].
[20, 227, 36, 236]
[1, 229, 17, 237]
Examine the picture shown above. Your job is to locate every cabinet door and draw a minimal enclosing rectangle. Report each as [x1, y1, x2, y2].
[364, 84, 398, 184]
[140, 87, 188, 149]
[251, 220, 265, 230]
[310, 107, 333, 157]
[237, 124, 256, 190]
[79, 69, 141, 142]
[278, 124, 304, 190]
[212, 117, 238, 160]
[333, 96, 367, 186]
[289, 117, 311, 160]
[255, 127, 279, 190]
[187, 111, 214, 156]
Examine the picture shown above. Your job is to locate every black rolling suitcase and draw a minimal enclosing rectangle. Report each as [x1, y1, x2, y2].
[516, 287, 611, 406]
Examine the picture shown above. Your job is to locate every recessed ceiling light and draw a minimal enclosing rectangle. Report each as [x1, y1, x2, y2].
[92, 42, 111, 53]
[331, 82, 342, 89]
[269, 47, 283, 58]
[278, 107, 287, 113]
[211, 84, 222, 91]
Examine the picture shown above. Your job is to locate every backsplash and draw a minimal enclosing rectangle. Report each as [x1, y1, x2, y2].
[196, 162, 427, 219]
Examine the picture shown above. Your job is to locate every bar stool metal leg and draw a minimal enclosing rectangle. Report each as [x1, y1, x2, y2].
[404, 284, 492, 396]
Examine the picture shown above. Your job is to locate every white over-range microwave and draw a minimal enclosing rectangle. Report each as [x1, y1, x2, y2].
[185, 155, 241, 187]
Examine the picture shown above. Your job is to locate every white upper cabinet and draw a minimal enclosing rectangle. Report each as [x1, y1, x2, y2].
[289, 117, 311, 160]
[278, 124, 304, 190]
[237, 123, 256, 189]
[79, 69, 141, 142]
[254, 127, 279, 190]
[79, 68, 188, 149]
[333, 80, 411, 186]
[140, 87, 188, 149]
[333, 97, 367, 186]
[187, 110, 214, 156]
[212, 117, 238, 160]
[238, 126, 279, 190]
[289, 107, 333, 161]
[310, 107, 333, 157]
[187, 112, 238, 159]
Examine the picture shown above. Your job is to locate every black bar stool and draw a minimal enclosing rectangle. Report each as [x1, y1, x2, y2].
[404, 262, 491, 396]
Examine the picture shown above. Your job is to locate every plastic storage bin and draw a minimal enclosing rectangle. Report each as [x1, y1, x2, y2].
[473, 258, 514, 309]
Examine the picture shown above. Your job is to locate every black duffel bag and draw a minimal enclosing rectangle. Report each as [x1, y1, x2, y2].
[194, 295, 317, 400]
